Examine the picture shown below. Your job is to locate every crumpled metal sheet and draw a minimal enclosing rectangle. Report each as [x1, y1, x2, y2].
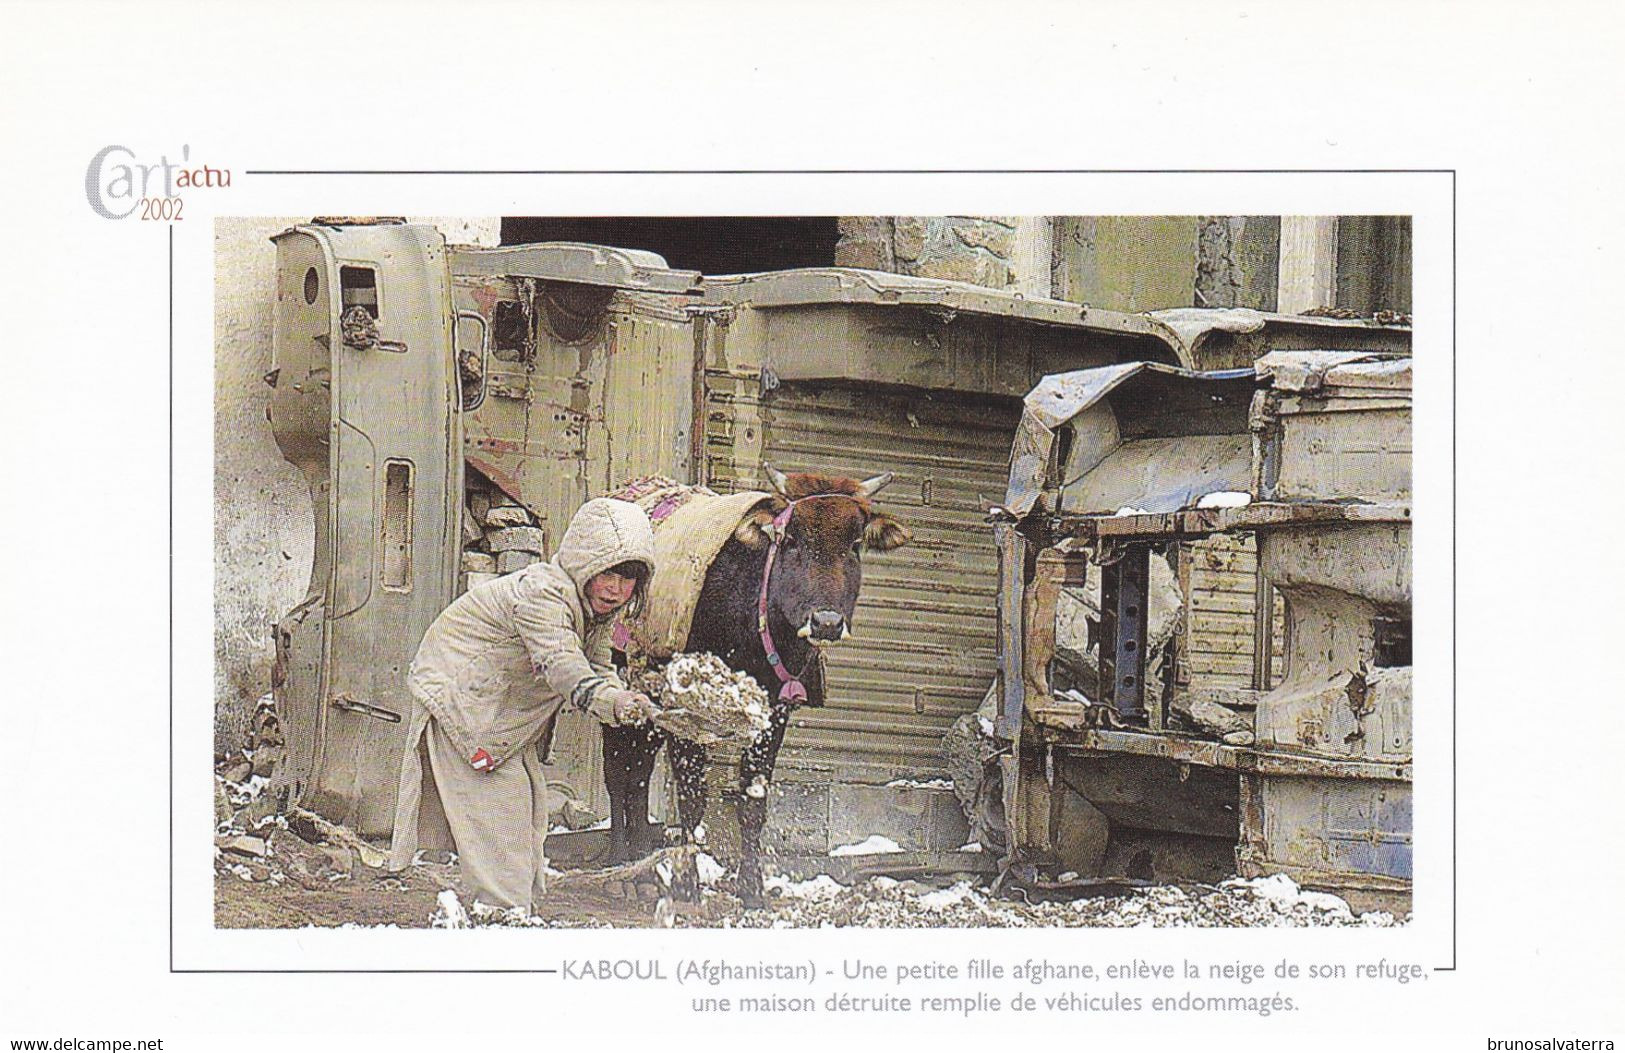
[1002, 362, 1256, 519]
[1150, 307, 1269, 353]
[1255, 350, 1408, 393]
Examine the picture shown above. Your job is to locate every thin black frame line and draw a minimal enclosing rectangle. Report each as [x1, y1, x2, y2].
[177, 177, 1456, 972]
[168, 223, 175, 974]
[174, 970, 560, 975]
[246, 167, 1454, 176]
[1436, 170, 1458, 973]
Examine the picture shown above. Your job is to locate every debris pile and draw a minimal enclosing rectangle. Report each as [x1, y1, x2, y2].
[215, 694, 284, 828]
[636, 652, 771, 749]
[214, 694, 396, 891]
[943, 686, 1008, 855]
[461, 470, 547, 586]
[695, 871, 1406, 929]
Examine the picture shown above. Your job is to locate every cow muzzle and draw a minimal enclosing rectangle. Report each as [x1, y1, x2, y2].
[798, 609, 850, 643]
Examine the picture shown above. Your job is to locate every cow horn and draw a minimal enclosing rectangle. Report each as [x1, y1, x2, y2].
[854, 472, 894, 497]
[765, 464, 791, 496]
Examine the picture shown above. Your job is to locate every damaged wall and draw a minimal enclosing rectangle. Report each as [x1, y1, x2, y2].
[212, 216, 499, 754]
[1196, 216, 1281, 311]
[834, 216, 1052, 297]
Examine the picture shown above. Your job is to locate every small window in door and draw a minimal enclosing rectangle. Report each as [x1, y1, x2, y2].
[381, 460, 414, 591]
[340, 266, 379, 319]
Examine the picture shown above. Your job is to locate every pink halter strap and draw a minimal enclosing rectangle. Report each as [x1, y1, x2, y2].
[757, 502, 808, 703]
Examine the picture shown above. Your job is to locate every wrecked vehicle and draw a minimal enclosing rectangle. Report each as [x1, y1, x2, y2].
[989, 348, 1413, 912]
[264, 218, 1412, 893]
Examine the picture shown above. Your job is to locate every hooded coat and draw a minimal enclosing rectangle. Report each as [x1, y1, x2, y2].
[386, 498, 655, 909]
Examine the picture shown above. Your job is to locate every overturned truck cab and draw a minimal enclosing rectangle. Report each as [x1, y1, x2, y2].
[265, 220, 701, 837]
[991, 347, 1413, 913]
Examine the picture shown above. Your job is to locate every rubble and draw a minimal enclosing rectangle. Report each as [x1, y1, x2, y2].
[483, 505, 533, 529]
[495, 551, 537, 574]
[697, 872, 1408, 929]
[457, 470, 550, 586]
[486, 526, 547, 553]
[217, 835, 268, 858]
[1172, 690, 1256, 745]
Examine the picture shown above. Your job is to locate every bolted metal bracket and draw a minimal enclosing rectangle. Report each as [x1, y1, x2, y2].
[1098, 542, 1151, 724]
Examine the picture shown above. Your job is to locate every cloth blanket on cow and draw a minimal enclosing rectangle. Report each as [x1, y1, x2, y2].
[608, 476, 775, 662]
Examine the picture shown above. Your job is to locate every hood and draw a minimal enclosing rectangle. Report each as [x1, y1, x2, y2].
[554, 497, 656, 602]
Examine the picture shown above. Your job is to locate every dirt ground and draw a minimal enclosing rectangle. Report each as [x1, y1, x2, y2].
[215, 827, 1408, 931]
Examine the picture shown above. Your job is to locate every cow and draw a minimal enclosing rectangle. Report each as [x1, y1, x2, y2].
[600, 467, 910, 907]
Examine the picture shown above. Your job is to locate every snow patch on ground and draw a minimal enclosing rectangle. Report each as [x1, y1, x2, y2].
[1196, 490, 1252, 509]
[431, 890, 471, 929]
[830, 835, 905, 857]
[884, 778, 953, 790]
[696, 872, 1410, 930]
[763, 874, 848, 899]
[695, 852, 726, 885]
[916, 881, 978, 911]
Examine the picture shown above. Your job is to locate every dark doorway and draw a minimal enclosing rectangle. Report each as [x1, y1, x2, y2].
[501, 216, 840, 275]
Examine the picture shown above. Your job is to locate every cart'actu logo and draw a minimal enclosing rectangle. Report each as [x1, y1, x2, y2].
[85, 143, 231, 221]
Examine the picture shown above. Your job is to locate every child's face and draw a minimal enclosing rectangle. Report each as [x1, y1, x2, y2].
[585, 568, 637, 616]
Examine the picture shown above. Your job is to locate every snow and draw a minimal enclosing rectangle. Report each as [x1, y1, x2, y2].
[916, 881, 978, 911]
[224, 775, 270, 808]
[884, 778, 953, 790]
[762, 874, 847, 899]
[829, 835, 905, 856]
[956, 842, 984, 853]
[699, 873, 1409, 930]
[695, 852, 726, 885]
[1223, 874, 1353, 917]
[1113, 506, 1153, 517]
[1196, 490, 1252, 509]
[431, 890, 470, 929]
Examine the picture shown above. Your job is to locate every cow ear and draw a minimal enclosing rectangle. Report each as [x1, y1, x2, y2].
[863, 513, 911, 552]
[734, 506, 778, 549]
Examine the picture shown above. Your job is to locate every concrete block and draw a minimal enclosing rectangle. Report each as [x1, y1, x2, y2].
[486, 526, 547, 554]
[217, 834, 269, 858]
[484, 505, 534, 528]
[495, 551, 537, 574]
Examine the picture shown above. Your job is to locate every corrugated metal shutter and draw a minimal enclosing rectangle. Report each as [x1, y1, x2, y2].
[708, 381, 1022, 782]
[1182, 534, 1285, 690]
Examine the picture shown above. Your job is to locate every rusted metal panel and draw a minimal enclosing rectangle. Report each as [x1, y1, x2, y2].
[1188, 534, 1263, 691]
[596, 295, 698, 491]
[1039, 727, 1411, 782]
[1068, 501, 1412, 544]
[994, 525, 1026, 741]
[1150, 308, 1411, 371]
[698, 269, 1171, 397]
[1241, 774, 1412, 891]
[269, 223, 462, 837]
[726, 382, 1022, 781]
[449, 243, 701, 293]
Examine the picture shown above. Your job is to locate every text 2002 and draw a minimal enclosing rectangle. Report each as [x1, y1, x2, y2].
[139, 197, 184, 221]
